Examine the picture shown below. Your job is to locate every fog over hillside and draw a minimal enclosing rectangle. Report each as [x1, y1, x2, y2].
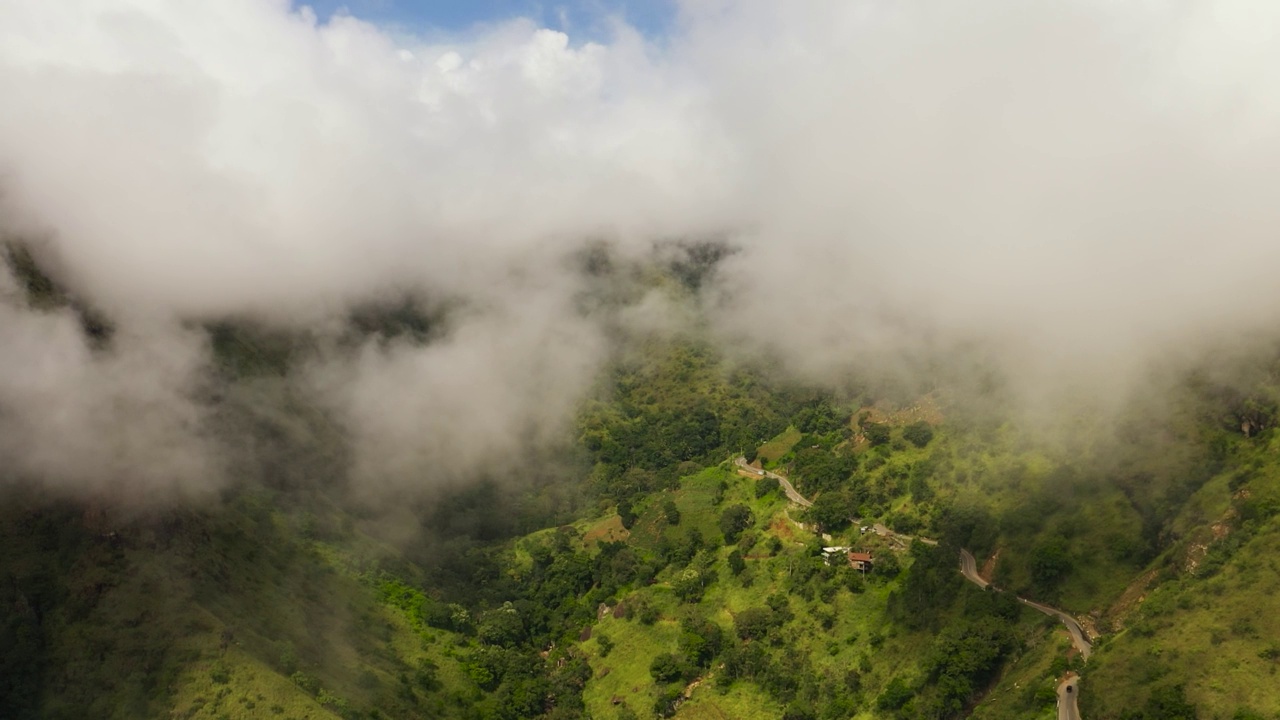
[3, 0, 1280, 498]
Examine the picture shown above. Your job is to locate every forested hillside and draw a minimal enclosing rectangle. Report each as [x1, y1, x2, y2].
[5, 243, 1280, 720]
[10, 1, 1280, 718]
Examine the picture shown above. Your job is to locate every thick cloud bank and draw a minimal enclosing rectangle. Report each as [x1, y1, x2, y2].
[3, 0, 1280, 496]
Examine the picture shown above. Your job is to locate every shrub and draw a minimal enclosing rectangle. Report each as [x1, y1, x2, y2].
[902, 421, 934, 448]
[618, 499, 638, 529]
[596, 633, 615, 657]
[876, 677, 913, 711]
[290, 671, 319, 695]
[864, 423, 891, 446]
[654, 685, 684, 718]
[650, 653, 689, 683]
[719, 504, 754, 544]
[755, 476, 776, 498]
[209, 660, 231, 685]
[663, 499, 681, 526]
[632, 596, 661, 625]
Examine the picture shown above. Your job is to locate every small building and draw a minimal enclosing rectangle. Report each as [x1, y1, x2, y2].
[820, 546, 852, 565]
[847, 551, 874, 572]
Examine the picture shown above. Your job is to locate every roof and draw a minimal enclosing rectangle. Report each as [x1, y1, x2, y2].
[847, 552, 874, 562]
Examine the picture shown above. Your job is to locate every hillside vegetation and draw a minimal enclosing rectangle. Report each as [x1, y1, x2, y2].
[5, 246, 1280, 719]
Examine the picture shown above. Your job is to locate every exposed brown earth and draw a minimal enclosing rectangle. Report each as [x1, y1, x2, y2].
[979, 548, 1001, 584]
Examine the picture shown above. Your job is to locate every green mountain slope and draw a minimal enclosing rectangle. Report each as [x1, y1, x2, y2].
[7, 246, 1280, 719]
[0, 486, 488, 719]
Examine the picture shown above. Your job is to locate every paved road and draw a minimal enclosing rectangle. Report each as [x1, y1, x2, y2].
[956, 550, 1092, 661]
[734, 457, 813, 507]
[958, 548, 989, 589]
[957, 550, 1091, 716]
[871, 522, 938, 547]
[736, 458, 941, 548]
[1022, 598, 1092, 661]
[1058, 675, 1081, 720]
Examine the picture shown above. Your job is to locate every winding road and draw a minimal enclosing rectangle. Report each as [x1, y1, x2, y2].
[1023, 598, 1093, 662]
[959, 552, 1091, 719]
[1058, 674, 1082, 720]
[738, 457, 1092, 714]
[958, 548, 989, 589]
[958, 551, 1092, 660]
[734, 457, 812, 507]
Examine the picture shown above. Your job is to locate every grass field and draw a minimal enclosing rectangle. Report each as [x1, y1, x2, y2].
[757, 427, 802, 466]
[582, 595, 684, 717]
[676, 683, 783, 719]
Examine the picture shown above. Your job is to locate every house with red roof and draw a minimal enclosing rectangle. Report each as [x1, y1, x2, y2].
[847, 551, 874, 572]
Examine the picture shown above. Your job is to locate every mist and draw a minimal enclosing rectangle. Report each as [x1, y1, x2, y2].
[3, 0, 1280, 498]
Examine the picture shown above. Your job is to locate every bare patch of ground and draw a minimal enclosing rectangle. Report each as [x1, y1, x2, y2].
[769, 516, 796, 541]
[979, 548, 1000, 584]
[1103, 568, 1161, 632]
[584, 515, 629, 546]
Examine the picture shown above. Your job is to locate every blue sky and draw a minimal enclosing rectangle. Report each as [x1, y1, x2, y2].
[298, 0, 676, 40]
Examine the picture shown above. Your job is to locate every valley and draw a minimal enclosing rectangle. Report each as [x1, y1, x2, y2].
[5, 264, 1280, 720]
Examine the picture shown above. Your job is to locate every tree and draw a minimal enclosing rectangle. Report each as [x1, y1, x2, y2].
[622, 466, 659, 494]
[728, 549, 746, 575]
[794, 399, 850, 435]
[663, 499, 681, 526]
[617, 499, 638, 529]
[649, 653, 689, 683]
[632, 596, 661, 625]
[1030, 536, 1072, 592]
[755, 476, 776, 499]
[791, 448, 857, 493]
[719, 504, 754, 544]
[678, 615, 724, 668]
[903, 421, 935, 448]
[673, 568, 706, 603]
[876, 677, 914, 711]
[478, 602, 525, 647]
[1133, 684, 1198, 720]
[766, 592, 793, 622]
[733, 607, 778, 640]
[806, 492, 852, 532]
[908, 470, 934, 501]
[873, 551, 901, 579]
[864, 423, 891, 446]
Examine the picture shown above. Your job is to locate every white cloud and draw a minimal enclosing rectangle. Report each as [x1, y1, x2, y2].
[4, 0, 1280, 494]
